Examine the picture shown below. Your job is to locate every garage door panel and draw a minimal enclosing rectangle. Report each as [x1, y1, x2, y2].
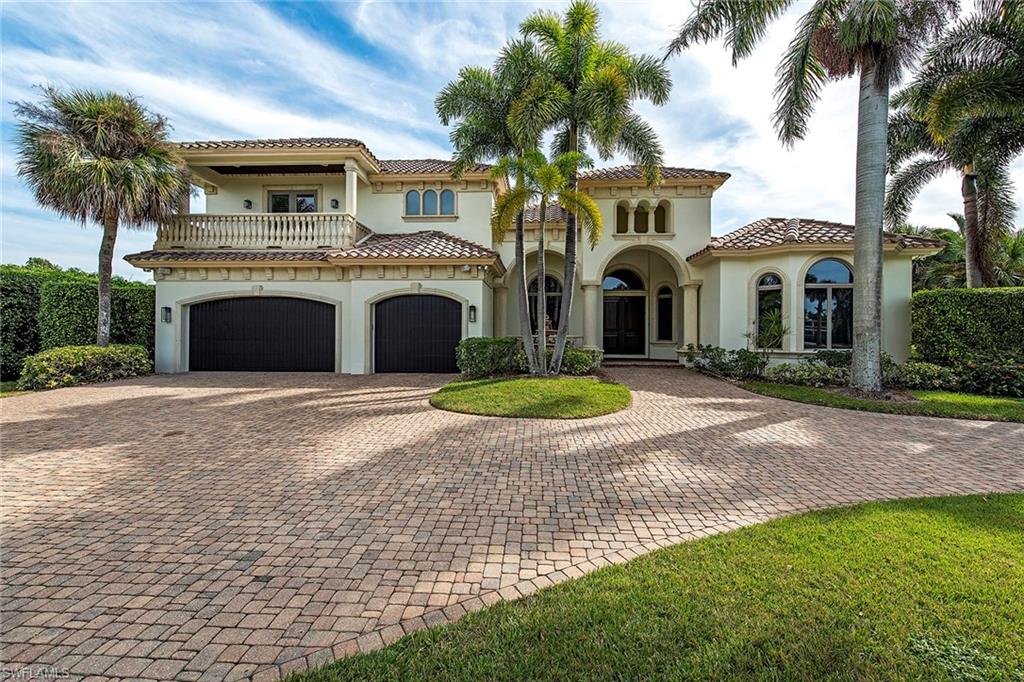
[374, 295, 460, 373]
[189, 297, 334, 372]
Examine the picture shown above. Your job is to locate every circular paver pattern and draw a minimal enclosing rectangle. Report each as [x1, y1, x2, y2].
[2, 368, 1022, 681]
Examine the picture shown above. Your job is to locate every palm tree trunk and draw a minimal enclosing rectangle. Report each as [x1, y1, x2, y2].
[961, 170, 984, 288]
[851, 63, 887, 393]
[537, 201, 548, 374]
[515, 209, 539, 373]
[97, 207, 118, 347]
[551, 123, 579, 375]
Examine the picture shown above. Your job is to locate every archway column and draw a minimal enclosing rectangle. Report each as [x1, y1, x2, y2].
[683, 282, 700, 346]
[582, 283, 601, 347]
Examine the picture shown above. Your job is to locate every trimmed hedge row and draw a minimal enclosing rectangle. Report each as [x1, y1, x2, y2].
[455, 337, 603, 377]
[18, 344, 152, 391]
[912, 288, 1024, 365]
[0, 265, 154, 379]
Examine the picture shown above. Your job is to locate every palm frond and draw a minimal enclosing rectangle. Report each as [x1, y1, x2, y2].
[558, 188, 603, 248]
[883, 156, 950, 230]
[614, 114, 663, 186]
[665, 0, 794, 65]
[491, 185, 531, 243]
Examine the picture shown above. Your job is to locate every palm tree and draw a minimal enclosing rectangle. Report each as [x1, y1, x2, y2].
[436, 40, 548, 373]
[667, 0, 955, 392]
[892, 217, 967, 289]
[490, 150, 602, 374]
[887, 0, 1023, 287]
[516, 0, 672, 374]
[992, 227, 1024, 286]
[14, 86, 190, 346]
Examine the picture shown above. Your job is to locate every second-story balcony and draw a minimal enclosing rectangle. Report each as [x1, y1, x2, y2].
[155, 213, 371, 250]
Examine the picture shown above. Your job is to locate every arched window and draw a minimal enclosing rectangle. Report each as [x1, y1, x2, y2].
[404, 190, 420, 216]
[656, 286, 673, 341]
[422, 190, 438, 215]
[602, 269, 644, 291]
[439, 189, 455, 215]
[634, 205, 649, 233]
[615, 203, 628, 234]
[804, 259, 853, 349]
[756, 273, 784, 349]
[654, 202, 668, 233]
[528, 275, 563, 332]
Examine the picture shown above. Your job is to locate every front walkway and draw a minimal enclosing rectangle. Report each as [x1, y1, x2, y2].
[2, 369, 1021, 681]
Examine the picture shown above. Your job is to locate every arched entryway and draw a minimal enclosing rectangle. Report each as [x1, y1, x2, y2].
[602, 269, 646, 355]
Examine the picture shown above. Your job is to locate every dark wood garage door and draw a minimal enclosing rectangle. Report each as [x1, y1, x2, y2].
[189, 297, 334, 371]
[374, 295, 461, 373]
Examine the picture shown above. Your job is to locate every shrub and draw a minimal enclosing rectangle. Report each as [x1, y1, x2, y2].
[39, 281, 154, 350]
[559, 347, 603, 376]
[456, 337, 522, 378]
[682, 344, 768, 379]
[807, 349, 852, 368]
[765, 362, 850, 387]
[912, 288, 1024, 365]
[956, 354, 1024, 398]
[890, 361, 961, 391]
[18, 344, 152, 391]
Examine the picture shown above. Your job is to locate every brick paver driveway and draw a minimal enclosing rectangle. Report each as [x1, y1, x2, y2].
[2, 368, 1022, 681]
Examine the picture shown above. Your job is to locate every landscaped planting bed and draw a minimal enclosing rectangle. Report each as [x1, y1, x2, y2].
[296, 494, 1024, 681]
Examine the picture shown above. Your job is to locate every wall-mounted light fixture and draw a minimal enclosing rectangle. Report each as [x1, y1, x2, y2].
[161, 306, 172, 324]
[243, 199, 253, 210]
[468, 305, 477, 323]
[330, 198, 340, 209]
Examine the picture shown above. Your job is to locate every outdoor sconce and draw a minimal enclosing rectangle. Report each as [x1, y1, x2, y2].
[161, 306, 172, 324]
[468, 305, 477, 323]
[330, 198, 340, 209]
[243, 199, 253, 210]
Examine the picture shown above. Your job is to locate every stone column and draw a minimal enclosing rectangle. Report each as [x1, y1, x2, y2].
[627, 206, 636, 234]
[683, 283, 700, 346]
[345, 164, 358, 215]
[582, 283, 601, 347]
[493, 285, 508, 337]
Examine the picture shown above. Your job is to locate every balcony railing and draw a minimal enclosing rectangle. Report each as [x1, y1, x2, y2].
[155, 213, 367, 250]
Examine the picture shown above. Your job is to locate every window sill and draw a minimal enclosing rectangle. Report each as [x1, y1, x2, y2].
[612, 232, 674, 239]
[402, 216, 458, 222]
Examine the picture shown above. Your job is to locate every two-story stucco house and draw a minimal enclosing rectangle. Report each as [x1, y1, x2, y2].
[126, 138, 942, 374]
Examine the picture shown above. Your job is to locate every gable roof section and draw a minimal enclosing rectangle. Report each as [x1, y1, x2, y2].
[523, 203, 569, 223]
[687, 217, 945, 261]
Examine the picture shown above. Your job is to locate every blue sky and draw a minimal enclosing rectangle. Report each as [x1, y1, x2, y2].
[2, 0, 1022, 279]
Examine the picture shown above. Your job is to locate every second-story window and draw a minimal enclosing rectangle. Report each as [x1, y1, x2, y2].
[405, 189, 457, 216]
[268, 190, 317, 213]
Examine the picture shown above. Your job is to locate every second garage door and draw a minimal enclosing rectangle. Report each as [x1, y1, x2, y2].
[189, 297, 335, 372]
[374, 295, 461, 373]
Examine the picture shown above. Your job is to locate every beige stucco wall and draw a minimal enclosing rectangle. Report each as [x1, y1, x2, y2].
[695, 251, 916, 361]
[204, 175, 348, 214]
[356, 185, 494, 242]
[153, 276, 491, 374]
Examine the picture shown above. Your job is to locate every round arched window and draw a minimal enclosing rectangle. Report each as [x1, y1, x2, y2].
[804, 259, 853, 349]
[439, 189, 455, 215]
[756, 272, 783, 349]
[602, 269, 644, 291]
[527, 275, 563, 332]
[404, 190, 420, 216]
[422, 190, 438, 215]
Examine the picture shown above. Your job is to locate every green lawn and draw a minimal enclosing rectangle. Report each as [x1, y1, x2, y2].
[429, 376, 631, 419]
[295, 494, 1024, 681]
[744, 381, 1024, 423]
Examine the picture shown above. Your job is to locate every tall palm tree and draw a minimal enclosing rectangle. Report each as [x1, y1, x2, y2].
[887, 0, 1023, 286]
[436, 40, 548, 373]
[14, 86, 190, 346]
[516, 0, 672, 374]
[490, 150, 602, 374]
[667, 0, 956, 391]
[892, 217, 967, 289]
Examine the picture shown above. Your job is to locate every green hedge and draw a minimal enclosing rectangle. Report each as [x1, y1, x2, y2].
[18, 344, 151, 391]
[39, 281, 154, 350]
[455, 337, 604, 377]
[912, 288, 1024, 365]
[0, 264, 154, 379]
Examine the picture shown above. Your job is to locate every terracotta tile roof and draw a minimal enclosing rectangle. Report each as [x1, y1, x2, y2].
[176, 137, 380, 165]
[523, 203, 569, 223]
[329, 231, 497, 260]
[687, 217, 945, 261]
[125, 250, 330, 262]
[378, 159, 491, 175]
[580, 165, 730, 181]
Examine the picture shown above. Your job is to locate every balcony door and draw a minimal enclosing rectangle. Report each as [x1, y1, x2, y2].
[268, 190, 317, 213]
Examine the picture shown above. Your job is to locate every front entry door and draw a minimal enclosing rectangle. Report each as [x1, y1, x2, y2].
[603, 296, 645, 355]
